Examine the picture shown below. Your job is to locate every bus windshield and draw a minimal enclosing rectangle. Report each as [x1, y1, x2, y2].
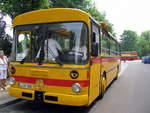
[11, 22, 88, 64]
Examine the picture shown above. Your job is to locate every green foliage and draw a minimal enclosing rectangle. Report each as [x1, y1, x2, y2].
[120, 30, 150, 57]
[141, 30, 150, 40]
[120, 30, 138, 52]
[0, 13, 12, 56]
[0, 0, 50, 18]
[0, 0, 50, 55]
[136, 31, 150, 56]
[0, 0, 114, 34]
[49, 0, 114, 34]
[0, 34, 12, 56]
[50, 0, 91, 9]
[0, 0, 114, 33]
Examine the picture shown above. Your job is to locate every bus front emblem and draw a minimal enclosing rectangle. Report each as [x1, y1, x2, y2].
[35, 79, 44, 90]
[70, 71, 79, 79]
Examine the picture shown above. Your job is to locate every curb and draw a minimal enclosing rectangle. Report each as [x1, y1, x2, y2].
[0, 98, 23, 109]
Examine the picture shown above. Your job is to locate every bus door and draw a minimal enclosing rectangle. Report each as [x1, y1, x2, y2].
[88, 22, 101, 105]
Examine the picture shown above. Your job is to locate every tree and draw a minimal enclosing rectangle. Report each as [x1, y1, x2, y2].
[141, 30, 150, 40]
[0, 13, 12, 56]
[0, 0, 50, 18]
[0, 0, 50, 55]
[49, 0, 114, 34]
[136, 30, 150, 57]
[0, 13, 6, 37]
[120, 30, 138, 52]
[0, 0, 114, 34]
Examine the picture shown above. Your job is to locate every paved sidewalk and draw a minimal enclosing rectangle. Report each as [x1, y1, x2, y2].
[0, 87, 17, 105]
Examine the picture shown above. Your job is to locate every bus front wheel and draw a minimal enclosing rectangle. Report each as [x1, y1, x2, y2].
[98, 74, 107, 99]
[114, 66, 119, 80]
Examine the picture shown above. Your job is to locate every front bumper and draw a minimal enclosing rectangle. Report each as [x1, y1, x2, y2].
[8, 87, 89, 106]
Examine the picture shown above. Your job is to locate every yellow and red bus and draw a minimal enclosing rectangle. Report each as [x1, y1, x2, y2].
[121, 51, 138, 61]
[8, 8, 121, 106]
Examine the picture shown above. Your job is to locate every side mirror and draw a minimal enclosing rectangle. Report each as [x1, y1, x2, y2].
[91, 43, 98, 57]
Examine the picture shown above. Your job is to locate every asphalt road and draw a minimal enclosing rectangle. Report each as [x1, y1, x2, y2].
[0, 60, 150, 113]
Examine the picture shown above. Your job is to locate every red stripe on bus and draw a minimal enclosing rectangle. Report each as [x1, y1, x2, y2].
[91, 57, 120, 64]
[91, 57, 101, 64]
[101, 57, 120, 62]
[121, 57, 138, 61]
[12, 75, 89, 87]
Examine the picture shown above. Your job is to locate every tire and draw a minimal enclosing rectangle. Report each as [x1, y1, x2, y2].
[98, 74, 107, 99]
[114, 74, 118, 80]
[114, 66, 120, 80]
[114, 71, 118, 80]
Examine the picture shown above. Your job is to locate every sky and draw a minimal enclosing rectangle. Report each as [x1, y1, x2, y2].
[94, 0, 150, 39]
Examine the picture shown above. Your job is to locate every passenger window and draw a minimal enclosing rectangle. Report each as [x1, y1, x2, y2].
[110, 39, 116, 55]
[101, 33, 110, 54]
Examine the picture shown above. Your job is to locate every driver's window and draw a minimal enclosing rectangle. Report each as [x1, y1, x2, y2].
[16, 32, 30, 61]
[91, 22, 100, 55]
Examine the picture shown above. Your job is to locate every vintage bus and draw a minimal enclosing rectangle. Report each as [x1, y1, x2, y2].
[8, 8, 121, 106]
[121, 51, 138, 61]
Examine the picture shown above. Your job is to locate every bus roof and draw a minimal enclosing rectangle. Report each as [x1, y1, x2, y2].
[13, 8, 91, 27]
[99, 22, 118, 42]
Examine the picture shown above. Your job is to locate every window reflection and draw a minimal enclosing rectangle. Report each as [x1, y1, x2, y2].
[12, 22, 88, 64]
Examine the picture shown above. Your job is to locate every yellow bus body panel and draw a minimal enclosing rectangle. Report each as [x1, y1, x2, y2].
[101, 54, 120, 86]
[88, 62, 101, 105]
[9, 86, 88, 106]
[9, 62, 89, 106]
[13, 8, 90, 27]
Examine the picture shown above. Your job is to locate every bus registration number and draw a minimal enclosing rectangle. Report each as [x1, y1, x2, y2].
[18, 82, 33, 89]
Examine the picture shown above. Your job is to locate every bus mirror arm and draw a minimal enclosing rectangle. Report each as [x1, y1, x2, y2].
[91, 42, 98, 57]
[20, 57, 26, 64]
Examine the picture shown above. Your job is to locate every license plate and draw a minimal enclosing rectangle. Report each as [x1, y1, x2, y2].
[18, 82, 33, 89]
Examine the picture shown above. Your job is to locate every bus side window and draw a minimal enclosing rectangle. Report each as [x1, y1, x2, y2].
[91, 22, 99, 57]
[92, 32, 99, 44]
[91, 32, 99, 57]
[116, 42, 120, 56]
[110, 39, 117, 55]
[101, 32, 110, 55]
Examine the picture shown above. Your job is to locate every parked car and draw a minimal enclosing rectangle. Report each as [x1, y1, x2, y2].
[142, 56, 150, 63]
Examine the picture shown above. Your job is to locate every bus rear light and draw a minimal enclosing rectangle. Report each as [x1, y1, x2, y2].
[72, 83, 81, 93]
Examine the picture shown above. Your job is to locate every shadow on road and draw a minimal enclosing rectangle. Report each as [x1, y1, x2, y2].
[6, 99, 100, 113]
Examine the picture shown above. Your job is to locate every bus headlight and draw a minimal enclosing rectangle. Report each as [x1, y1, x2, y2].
[72, 83, 81, 93]
[7, 77, 16, 85]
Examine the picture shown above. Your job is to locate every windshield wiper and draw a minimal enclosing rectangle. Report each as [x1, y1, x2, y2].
[55, 57, 63, 65]
[20, 57, 26, 64]
[38, 46, 44, 65]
